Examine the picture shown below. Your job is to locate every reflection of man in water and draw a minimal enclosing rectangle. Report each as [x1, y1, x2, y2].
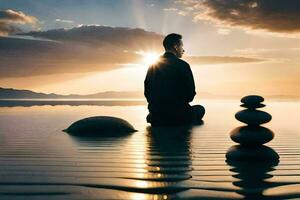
[144, 33, 205, 126]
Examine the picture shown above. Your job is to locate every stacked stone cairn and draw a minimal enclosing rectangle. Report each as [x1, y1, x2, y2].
[226, 95, 280, 161]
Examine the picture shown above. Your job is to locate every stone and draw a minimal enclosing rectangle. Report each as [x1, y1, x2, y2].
[226, 145, 280, 161]
[64, 116, 137, 136]
[230, 126, 274, 146]
[235, 109, 272, 126]
[241, 95, 264, 105]
[240, 103, 265, 109]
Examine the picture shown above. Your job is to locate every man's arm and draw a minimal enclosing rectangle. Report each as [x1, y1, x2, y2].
[181, 62, 196, 102]
[144, 67, 152, 102]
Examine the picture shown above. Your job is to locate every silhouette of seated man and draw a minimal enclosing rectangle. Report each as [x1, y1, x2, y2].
[144, 33, 205, 126]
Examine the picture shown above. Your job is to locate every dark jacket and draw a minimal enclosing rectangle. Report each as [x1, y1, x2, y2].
[144, 52, 196, 126]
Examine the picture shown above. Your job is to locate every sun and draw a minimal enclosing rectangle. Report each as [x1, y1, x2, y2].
[142, 52, 160, 66]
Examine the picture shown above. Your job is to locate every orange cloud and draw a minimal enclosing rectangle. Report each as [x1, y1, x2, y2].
[0, 9, 38, 36]
[0, 25, 163, 78]
[177, 0, 300, 34]
[185, 55, 264, 65]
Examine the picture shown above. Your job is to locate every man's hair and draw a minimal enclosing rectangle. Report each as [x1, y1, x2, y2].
[163, 33, 182, 50]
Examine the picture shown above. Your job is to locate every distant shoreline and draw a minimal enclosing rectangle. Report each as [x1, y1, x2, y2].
[0, 98, 146, 101]
[1, 87, 299, 101]
[0, 97, 299, 101]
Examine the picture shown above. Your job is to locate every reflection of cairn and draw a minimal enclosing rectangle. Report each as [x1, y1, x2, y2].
[226, 95, 279, 161]
[227, 157, 279, 199]
[226, 95, 280, 199]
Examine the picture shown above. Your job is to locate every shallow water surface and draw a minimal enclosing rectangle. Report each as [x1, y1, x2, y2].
[0, 99, 300, 199]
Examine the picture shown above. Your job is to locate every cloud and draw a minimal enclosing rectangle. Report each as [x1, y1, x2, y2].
[234, 48, 300, 54]
[176, 0, 300, 34]
[185, 55, 264, 65]
[233, 47, 300, 61]
[163, 7, 188, 16]
[19, 25, 163, 50]
[0, 25, 163, 78]
[217, 28, 231, 35]
[0, 25, 264, 79]
[0, 9, 38, 36]
[55, 19, 73, 24]
[163, 8, 178, 12]
[0, 22, 21, 36]
[178, 11, 187, 16]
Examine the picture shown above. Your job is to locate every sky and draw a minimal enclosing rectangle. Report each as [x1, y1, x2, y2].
[0, 0, 300, 97]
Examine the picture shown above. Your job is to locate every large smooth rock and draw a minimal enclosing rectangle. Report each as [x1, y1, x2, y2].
[235, 109, 272, 125]
[226, 145, 280, 161]
[241, 95, 264, 105]
[230, 126, 274, 146]
[64, 116, 137, 136]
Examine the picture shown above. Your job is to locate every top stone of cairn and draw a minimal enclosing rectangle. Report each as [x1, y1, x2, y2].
[241, 95, 265, 109]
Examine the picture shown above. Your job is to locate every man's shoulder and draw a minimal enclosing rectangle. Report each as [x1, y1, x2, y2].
[177, 58, 189, 66]
[176, 58, 190, 70]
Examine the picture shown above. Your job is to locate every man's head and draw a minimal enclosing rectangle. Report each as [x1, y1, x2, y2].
[163, 33, 184, 58]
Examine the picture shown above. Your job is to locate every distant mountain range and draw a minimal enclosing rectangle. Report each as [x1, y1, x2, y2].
[0, 87, 299, 100]
[0, 87, 143, 99]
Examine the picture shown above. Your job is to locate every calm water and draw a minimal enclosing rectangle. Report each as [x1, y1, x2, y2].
[0, 99, 300, 200]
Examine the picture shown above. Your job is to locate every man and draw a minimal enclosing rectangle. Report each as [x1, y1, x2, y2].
[144, 33, 205, 126]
